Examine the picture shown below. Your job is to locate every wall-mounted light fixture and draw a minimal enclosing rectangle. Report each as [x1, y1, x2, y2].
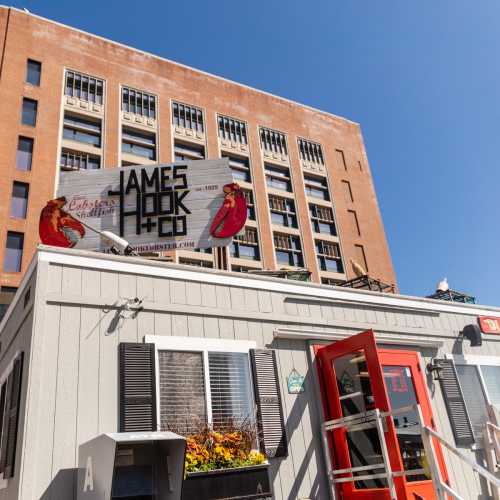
[459, 324, 482, 347]
[427, 358, 445, 381]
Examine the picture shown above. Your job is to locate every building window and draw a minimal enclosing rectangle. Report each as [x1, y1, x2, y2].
[259, 127, 287, 156]
[16, 137, 33, 171]
[242, 189, 256, 220]
[274, 233, 303, 267]
[21, 98, 37, 127]
[222, 153, 251, 183]
[321, 277, 344, 286]
[179, 258, 214, 269]
[122, 127, 156, 160]
[4, 232, 24, 272]
[26, 59, 41, 86]
[232, 265, 256, 273]
[310, 204, 336, 235]
[172, 101, 204, 133]
[63, 113, 101, 147]
[316, 240, 343, 273]
[298, 138, 324, 165]
[265, 163, 292, 192]
[122, 87, 156, 118]
[231, 228, 260, 261]
[269, 195, 297, 228]
[304, 173, 330, 201]
[10, 182, 29, 219]
[174, 140, 205, 161]
[453, 357, 500, 439]
[194, 247, 213, 254]
[65, 70, 104, 104]
[156, 338, 255, 434]
[218, 115, 248, 144]
[61, 150, 100, 171]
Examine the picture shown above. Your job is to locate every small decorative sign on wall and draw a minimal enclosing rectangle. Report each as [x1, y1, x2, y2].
[287, 369, 305, 394]
[479, 316, 500, 334]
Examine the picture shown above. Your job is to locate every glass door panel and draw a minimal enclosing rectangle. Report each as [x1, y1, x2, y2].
[334, 350, 376, 417]
[383, 366, 430, 482]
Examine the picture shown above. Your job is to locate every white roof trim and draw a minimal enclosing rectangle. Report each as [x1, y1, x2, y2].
[275, 328, 444, 348]
[0, 6, 358, 127]
[36, 246, 500, 318]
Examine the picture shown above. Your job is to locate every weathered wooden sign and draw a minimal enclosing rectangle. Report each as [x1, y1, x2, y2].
[40, 159, 246, 253]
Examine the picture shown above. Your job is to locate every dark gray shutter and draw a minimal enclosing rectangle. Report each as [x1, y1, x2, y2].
[119, 343, 157, 432]
[0, 376, 12, 473]
[250, 349, 287, 458]
[438, 359, 475, 446]
[0, 381, 6, 474]
[0, 353, 23, 479]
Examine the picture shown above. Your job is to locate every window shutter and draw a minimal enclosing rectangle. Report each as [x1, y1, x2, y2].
[0, 375, 12, 473]
[119, 343, 157, 432]
[250, 349, 287, 458]
[3, 352, 23, 478]
[437, 359, 475, 446]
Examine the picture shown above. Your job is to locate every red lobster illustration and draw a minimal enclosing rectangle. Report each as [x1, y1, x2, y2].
[209, 183, 247, 238]
[39, 197, 86, 248]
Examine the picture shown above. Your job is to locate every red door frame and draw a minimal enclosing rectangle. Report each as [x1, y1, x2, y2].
[316, 330, 406, 500]
[315, 330, 449, 500]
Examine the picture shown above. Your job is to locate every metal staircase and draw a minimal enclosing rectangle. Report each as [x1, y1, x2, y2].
[321, 403, 500, 500]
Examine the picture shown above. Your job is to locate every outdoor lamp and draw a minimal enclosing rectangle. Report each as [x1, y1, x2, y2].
[426, 358, 445, 381]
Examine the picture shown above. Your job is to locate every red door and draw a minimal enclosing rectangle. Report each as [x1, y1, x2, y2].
[378, 348, 448, 500]
[316, 330, 448, 500]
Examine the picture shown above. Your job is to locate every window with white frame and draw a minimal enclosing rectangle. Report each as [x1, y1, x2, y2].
[150, 337, 256, 436]
[122, 87, 156, 119]
[304, 173, 330, 201]
[172, 101, 204, 133]
[259, 127, 287, 156]
[218, 115, 248, 145]
[174, 140, 205, 161]
[298, 138, 324, 165]
[65, 70, 103, 104]
[451, 355, 500, 439]
[222, 153, 251, 183]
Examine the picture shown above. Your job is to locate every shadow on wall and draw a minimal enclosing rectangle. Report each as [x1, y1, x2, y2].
[39, 468, 77, 500]
[269, 337, 326, 500]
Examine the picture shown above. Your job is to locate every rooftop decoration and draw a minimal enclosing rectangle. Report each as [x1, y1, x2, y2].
[427, 278, 476, 304]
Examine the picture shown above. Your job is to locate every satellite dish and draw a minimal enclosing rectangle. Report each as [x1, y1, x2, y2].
[436, 277, 449, 292]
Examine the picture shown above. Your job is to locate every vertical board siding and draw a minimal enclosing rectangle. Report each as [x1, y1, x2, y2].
[98, 271, 119, 435]
[23, 263, 500, 499]
[50, 305, 81, 498]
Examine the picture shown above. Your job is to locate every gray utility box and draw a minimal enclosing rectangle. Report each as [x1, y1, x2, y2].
[77, 431, 186, 500]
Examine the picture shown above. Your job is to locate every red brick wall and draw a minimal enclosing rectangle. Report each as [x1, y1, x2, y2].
[0, 8, 397, 289]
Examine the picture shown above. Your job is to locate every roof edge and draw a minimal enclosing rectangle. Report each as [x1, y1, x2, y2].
[37, 245, 500, 317]
[0, 5, 359, 127]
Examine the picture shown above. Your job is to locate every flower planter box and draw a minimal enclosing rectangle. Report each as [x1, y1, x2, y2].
[181, 463, 272, 500]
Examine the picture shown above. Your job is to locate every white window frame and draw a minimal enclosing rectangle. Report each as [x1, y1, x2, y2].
[145, 335, 256, 431]
[447, 353, 500, 406]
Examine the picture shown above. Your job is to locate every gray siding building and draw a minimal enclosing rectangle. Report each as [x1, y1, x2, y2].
[0, 245, 500, 499]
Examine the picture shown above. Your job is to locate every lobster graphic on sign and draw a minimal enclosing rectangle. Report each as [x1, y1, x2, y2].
[39, 197, 86, 248]
[209, 182, 247, 238]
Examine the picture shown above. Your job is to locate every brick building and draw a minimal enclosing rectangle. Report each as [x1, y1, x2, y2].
[0, 6, 396, 292]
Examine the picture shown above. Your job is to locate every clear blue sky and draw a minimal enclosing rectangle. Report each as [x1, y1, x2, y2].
[10, 0, 500, 305]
